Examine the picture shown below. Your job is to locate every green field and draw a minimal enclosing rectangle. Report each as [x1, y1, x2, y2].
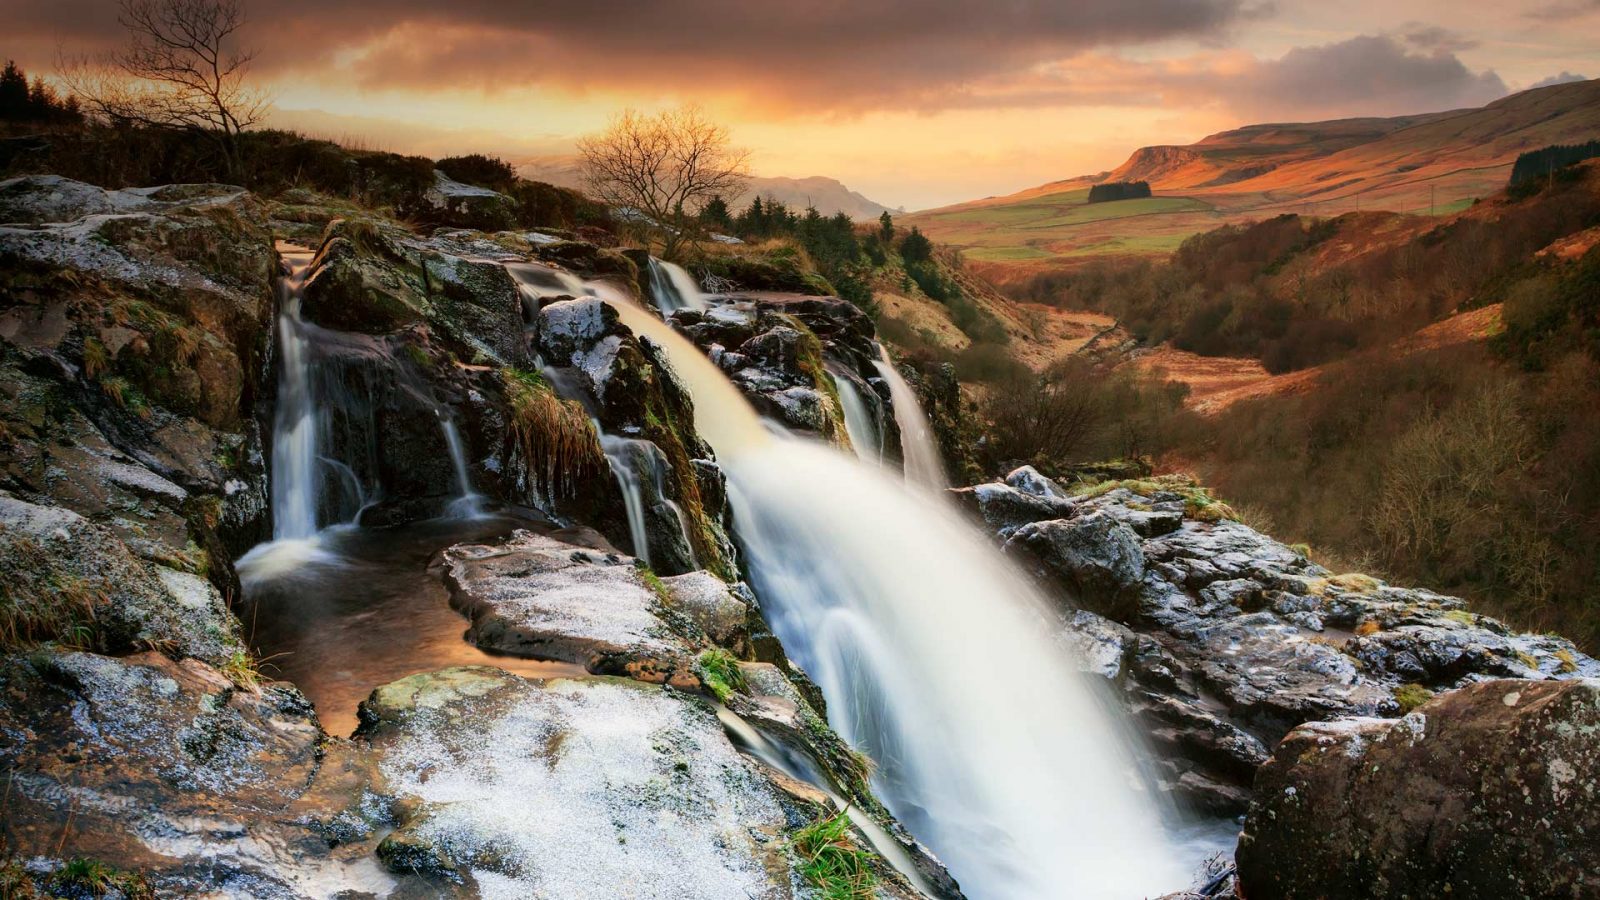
[910, 192, 1219, 265]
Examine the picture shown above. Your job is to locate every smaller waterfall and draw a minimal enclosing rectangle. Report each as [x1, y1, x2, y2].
[600, 435, 701, 570]
[440, 417, 486, 519]
[829, 368, 882, 463]
[270, 247, 320, 542]
[873, 348, 947, 491]
[647, 258, 709, 314]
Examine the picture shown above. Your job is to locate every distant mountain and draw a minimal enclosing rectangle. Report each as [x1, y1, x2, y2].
[908, 78, 1600, 278]
[513, 155, 896, 221]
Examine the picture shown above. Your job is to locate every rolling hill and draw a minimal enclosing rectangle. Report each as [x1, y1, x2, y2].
[908, 78, 1600, 284]
[513, 155, 896, 221]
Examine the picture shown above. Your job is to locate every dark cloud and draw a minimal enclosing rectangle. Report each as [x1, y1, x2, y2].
[1529, 71, 1591, 88]
[1400, 24, 1479, 52]
[1233, 35, 1507, 118]
[0, 0, 1254, 110]
[1525, 0, 1600, 19]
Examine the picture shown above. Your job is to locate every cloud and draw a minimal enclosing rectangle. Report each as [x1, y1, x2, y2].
[1528, 71, 1590, 88]
[1400, 24, 1479, 53]
[1525, 0, 1600, 19]
[0, 0, 1255, 112]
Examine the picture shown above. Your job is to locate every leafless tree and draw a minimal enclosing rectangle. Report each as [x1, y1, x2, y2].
[985, 357, 1107, 464]
[60, 0, 266, 176]
[577, 106, 749, 260]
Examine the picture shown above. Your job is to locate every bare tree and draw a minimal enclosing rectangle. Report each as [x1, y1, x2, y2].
[578, 106, 749, 260]
[61, 0, 266, 176]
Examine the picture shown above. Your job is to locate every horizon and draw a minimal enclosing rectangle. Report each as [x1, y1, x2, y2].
[2, 1, 1597, 209]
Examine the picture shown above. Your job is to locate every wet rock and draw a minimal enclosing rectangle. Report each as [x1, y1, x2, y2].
[0, 648, 367, 897]
[1237, 678, 1600, 899]
[421, 171, 517, 232]
[963, 472, 1599, 816]
[1005, 512, 1146, 618]
[0, 495, 242, 664]
[356, 667, 796, 898]
[950, 480, 1078, 539]
[440, 530, 699, 685]
[661, 570, 750, 649]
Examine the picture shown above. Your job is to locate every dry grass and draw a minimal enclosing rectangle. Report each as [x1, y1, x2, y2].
[0, 533, 106, 651]
[503, 369, 607, 500]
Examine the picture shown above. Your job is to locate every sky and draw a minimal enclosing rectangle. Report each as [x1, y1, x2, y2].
[3, 1, 1597, 209]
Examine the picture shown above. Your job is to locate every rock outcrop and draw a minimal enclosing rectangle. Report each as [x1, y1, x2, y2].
[1236, 678, 1600, 899]
[957, 467, 1600, 816]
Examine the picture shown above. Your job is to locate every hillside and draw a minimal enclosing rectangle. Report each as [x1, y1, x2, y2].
[908, 78, 1600, 283]
[514, 154, 896, 220]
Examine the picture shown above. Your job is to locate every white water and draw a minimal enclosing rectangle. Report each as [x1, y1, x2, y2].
[607, 299, 1185, 899]
[647, 258, 709, 314]
[829, 368, 882, 463]
[440, 417, 486, 519]
[269, 248, 320, 541]
[874, 348, 948, 491]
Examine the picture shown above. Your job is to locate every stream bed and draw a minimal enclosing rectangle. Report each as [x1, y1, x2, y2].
[240, 515, 586, 736]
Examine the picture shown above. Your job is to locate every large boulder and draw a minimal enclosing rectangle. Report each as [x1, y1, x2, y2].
[1237, 678, 1600, 899]
[421, 170, 518, 231]
[1005, 511, 1147, 618]
[0, 176, 276, 580]
[356, 667, 798, 897]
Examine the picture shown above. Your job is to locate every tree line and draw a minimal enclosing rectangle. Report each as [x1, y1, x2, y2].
[0, 61, 83, 125]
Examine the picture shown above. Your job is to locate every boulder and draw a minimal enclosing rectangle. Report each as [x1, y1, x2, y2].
[1237, 678, 1600, 899]
[440, 530, 700, 685]
[356, 667, 796, 897]
[421, 170, 518, 231]
[1005, 511, 1146, 617]
[661, 570, 750, 649]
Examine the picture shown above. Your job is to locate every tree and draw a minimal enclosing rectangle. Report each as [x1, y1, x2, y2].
[0, 62, 28, 120]
[700, 195, 732, 231]
[900, 226, 933, 263]
[61, 0, 266, 176]
[878, 210, 894, 243]
[577, 105, 750, 260]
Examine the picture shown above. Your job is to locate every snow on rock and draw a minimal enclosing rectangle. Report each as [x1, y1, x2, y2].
[360, 668, 793, 898]
[441, 530, 698, 685]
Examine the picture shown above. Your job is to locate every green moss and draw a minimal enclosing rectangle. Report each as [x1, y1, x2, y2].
[696, 649, 746, 703]
[1393, 683, 1434, 713]
[792, 812, 876, 900]
[1442, 610, 1477, 627]
[1073, 474, 1239, 522]
[402, 343, 432, 369]
[1328, 573, 1381, 594]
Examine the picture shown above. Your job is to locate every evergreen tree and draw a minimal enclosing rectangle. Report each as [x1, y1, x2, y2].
[878, 210, 894, 243]
[900, 226, 934, 263]
[701, 195, 733, 231]
[0, 61, 29, 121]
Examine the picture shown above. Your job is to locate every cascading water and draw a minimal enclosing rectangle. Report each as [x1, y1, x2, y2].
[646, 257, 709, 314]
[605, 298, 1188, 899]
[440, 417, 486, 519]
[829, 366, 882, 463]
[874, 347, 948, 491]
[268, 246, 320, 543]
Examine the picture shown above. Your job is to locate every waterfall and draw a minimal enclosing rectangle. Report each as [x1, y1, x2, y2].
[874, 348, 948, 491]
[440, 417, 485, 519]
[269, 247, 320, 542]
[605, 298, 1186, 899]
[647, 258, 710, 314]
[829, 367, 882, 463]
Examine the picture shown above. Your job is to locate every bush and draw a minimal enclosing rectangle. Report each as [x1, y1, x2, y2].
[1087, 181, 1151, 203]
[436, 153, 517, 191]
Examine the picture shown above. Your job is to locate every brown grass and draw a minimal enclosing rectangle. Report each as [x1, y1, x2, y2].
[503, 369, 607, 500]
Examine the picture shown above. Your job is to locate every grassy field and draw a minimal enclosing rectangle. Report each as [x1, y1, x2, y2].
[913, 193, 1218, 265]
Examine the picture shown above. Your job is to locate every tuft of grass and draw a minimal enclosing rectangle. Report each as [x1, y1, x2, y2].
[1328, 573, 1381, 594]
[1442, 609, 1477, 627]
[82, 337, 110, 379]
[503, 369, 607, 500]
[695, 649, 746, 704]
[0, 533, 106, 651]
[793, 812, 876, 900]
[50, 857, 153, 900]
[1393, 683, 1434, 713]
[98, 376, 152, 420]
[1074, 474, 1239, 523]
[1555, 648, 1579, 674]
[1354, 620, 1381, 636]
[220, 648, 263, 691]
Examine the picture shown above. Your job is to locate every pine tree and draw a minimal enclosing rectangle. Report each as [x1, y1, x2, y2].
[0, 61, 29, 121]
[878, 210, 894, 243]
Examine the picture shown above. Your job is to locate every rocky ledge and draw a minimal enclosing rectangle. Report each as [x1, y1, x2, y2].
[956, 468, 1599, 818]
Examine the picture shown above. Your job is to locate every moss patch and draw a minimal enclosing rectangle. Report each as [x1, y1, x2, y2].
[1393, 683, 1434, 713]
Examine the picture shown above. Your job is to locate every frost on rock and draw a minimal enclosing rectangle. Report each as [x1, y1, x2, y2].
[442, 530, 697, 682]
[364, 669, 791, 899]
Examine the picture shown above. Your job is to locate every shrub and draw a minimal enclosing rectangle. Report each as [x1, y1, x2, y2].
[435, 153, 516, 191]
